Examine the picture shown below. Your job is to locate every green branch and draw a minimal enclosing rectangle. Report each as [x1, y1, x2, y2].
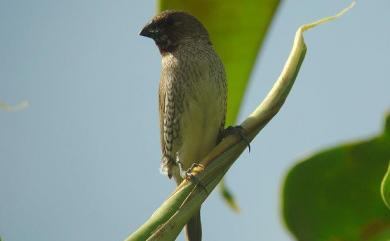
[125, 2, 354, 241]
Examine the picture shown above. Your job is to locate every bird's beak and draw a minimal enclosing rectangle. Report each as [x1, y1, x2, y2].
[139, 23, 158, 39]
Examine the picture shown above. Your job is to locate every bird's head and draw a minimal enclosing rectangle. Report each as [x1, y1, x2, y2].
[139, 10, 210, 53]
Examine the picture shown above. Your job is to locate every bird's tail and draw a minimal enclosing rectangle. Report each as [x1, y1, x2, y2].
[185, 209, 202, 241]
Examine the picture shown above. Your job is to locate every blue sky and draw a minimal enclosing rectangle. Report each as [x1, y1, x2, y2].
[1, 1, 389, 241]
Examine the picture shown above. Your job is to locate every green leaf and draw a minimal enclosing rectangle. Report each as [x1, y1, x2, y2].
[158, 0, 280, 212]
[282, 112, 390, 241]
[219, 179, 240, 212]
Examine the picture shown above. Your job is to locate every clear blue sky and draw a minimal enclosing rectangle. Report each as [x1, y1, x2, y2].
[1, 0, 389, 241]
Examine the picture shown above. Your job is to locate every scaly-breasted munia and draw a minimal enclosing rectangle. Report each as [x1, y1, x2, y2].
[140, 10, 227, 241]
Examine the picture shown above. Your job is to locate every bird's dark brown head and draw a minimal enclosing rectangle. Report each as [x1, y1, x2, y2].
[139, 10, 210, 53]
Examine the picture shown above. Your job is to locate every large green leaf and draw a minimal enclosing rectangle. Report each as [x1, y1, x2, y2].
[158, 0, 280, 126]
[282, 113, 390, 241]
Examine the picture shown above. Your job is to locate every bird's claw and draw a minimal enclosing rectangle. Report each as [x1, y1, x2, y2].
[220, 125, 251, 152]
[177, 161, 208, 194]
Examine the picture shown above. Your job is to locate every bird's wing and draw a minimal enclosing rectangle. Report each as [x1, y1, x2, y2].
[158, 78, 166, 155]
[159, 77, 176, 178]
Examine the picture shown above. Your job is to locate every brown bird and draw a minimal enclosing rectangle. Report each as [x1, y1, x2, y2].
[140, 10, 227, 241]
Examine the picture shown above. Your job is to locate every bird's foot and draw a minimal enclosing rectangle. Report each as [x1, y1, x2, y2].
[219, 125, 251, 152]
[177, 161, 208, 194]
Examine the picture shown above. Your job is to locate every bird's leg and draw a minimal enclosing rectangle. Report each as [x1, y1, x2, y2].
[175, 159, 187, 178]
[219, 125, 251, 152]
[176, 157, 208, 194]
[186, 164, 209, 195]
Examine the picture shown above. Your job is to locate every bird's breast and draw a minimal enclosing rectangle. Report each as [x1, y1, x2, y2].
[161, 46, 226, 179]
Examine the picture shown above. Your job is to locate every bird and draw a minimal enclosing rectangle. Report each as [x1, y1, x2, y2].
[140, 10, 227, 241]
